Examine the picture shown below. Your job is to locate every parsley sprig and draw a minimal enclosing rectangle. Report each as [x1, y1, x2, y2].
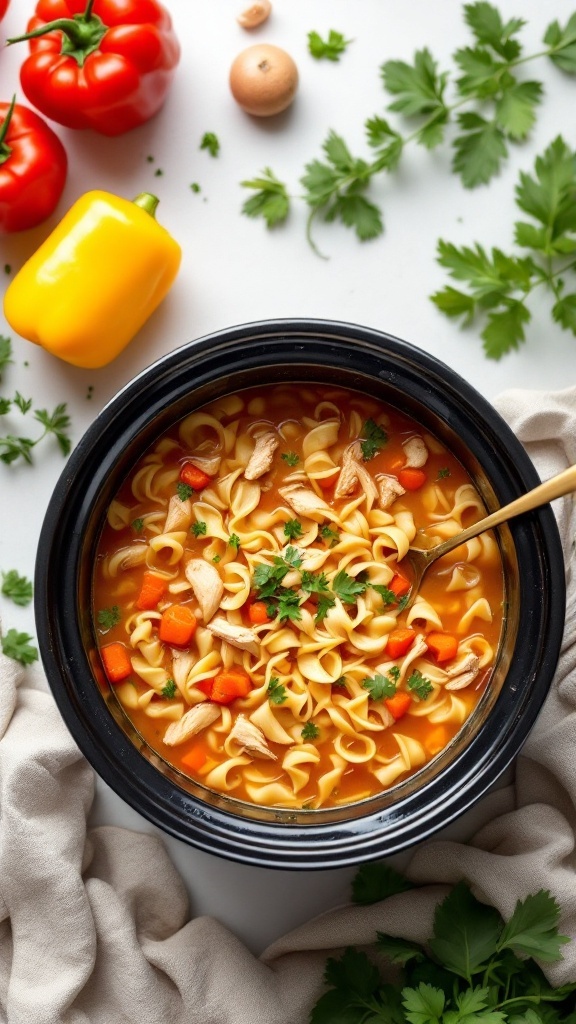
[1, 628, 38, 665]
[311, 874, 571, 1024]
[267, 676, 287, 705]
[1, 570, 33, 606]
[432, 134, 576, 358]
[253, 547, 304, 623]
[0, 394, 72, 465]
[308, 29, 352, 62]
[241, 5, 576, 254]
[360, 418, 388, 461]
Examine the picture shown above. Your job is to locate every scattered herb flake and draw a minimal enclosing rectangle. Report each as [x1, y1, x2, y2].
[190, 182, 201, 193]
[360, 418, 388, 461]
[241, 167, 290, 228]
[332, 569, 367, 604]
[14, 392, 32, 415]
[132, 518, 144, 533]
[1, 570, 33, 606]
[407, 669, 434, 700]
[284, 518, 303, 540]
[438, 467, 451, 478]
[281, 451, 300, 466]
[333, 675, 347, 687]
[267, 676, 287, 704]
[154, 168, 164, 177]
[0, 336, 13, 381]
[1, 628, 38, 665]
[200, 132, 220, 157]
[212, 554, 221, 563]
[177, 482, 194, 501]
[307, 29, 352, 62]
[97, 605, 121, 630]
[315, 592, 336, 624]
[228, 533, 241, 550]
[302, 720, 320, 740]
[321, 524, 339, 546]
[161, 679, 177, 698]
[191, 521, 207, 537]
[388, 665, 401, 682]
[4, 264, 11, 274]
[362, 673, 397, 700]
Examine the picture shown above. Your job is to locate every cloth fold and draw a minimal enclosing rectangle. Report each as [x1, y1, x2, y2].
[1, 386, 575, 1024]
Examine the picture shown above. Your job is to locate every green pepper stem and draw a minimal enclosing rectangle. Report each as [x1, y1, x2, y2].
[0, 96, 16, 166]
[7, 0, 106, 67]
[133, 193, 160, 219]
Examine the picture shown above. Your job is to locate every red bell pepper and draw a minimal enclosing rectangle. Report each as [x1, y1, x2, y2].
[0, 0, 10, 21]
[0, 96, 67, 233]
[8, 0, 180, 136]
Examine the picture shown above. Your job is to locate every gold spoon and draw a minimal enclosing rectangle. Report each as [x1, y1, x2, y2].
[398, 463, 576, 610]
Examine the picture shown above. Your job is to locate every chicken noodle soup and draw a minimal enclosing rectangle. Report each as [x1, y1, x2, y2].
[93, 385, 504, 810]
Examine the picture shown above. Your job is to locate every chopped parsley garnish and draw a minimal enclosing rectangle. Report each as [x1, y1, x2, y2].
[281, 451, 300, 466]
[388, 665, 401, 683]
[407, 669, 434, 701]
[360, 418, 388, 461]
[212, 554, 221, 563]
[200, 131, 220, 157]
[333, 675, 347, 687]
[0, 336, 12, 380]
[97, 605, 121, 630]
[321, 523, 339, 546]
[438, 466, 451, 479]
[177, 482, 194, 501]
[132, 517, 144, 533]
[332, 569, 367, 604]
[161, 679, 177, 699]
[191, 521, 207, 537]
[190, 182, 201, 193]
[397, 594, 411, 611]
[307, 29, 352, 62]
[284, 518, 303, 540]
[267, 676, 287, 704]
[362, 673, 397, 700]
[275, 590, 302, 623]
[253, 548, 303, 623]
[302, 721, 320, 741]
[371, 583, 398, 606]
[301, 570, 330, 594]
[1, 629, 38, 665]
[315, 593, 336, 624]
[228, 533, 241, 550]
[14, 392, 32, 415]
[1, 570, 33, 606]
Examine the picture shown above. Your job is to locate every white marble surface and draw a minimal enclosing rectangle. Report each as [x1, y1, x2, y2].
[0, 0, 573, 955]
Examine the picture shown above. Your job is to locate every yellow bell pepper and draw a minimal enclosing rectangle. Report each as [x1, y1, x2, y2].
[3, 190, 181, 369]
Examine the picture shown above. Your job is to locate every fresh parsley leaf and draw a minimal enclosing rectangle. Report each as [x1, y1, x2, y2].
[1, 628, 38, 665]
[362, 673, 397, 700]
[498, 891, 569, 963]
[429, 881, 503, 982]
[544, 12, 576, 75]
[161, 679, 177, 698]
[332, 569, 367, 604]
[0, 435, 35, 465]
[34, 403, 72, 456]
[495, 80, 542, 141]
[1, 570, 33, 606]
[241, 168, 290, 228]
[0, 398, 11, 415]
[302, 720, 320, 740]
[315, 592, 336, 624]
[132, 518, 144, 532]
[377, 934, 425, 965]
[301, 570, 330, 594]
[515, 137, 576, 256]
[228, 533, 241, 550]
[301, 131, 384, 243]
[281, 451, 300, 466]
[402, 981, 445, 1024]
[366, 116, 404, 170]
[307, 29, 352, 62]
[382, 48, 449, 120]
[388, 665, 401, 682]
[276, 590, 302, 623]
[200, 131, 220, 157]
[360, 418, 388, 461]
[191, 521, 207, 537]
[14, 392, 32, 415]
[97, 605, 121, 630]
[321, 524, 339, 546]
[212, 554, 221, 563]
[177, 482, 194, 501]
[267, 676, 287, 704]
[464, 3, 525, 61]
[452, 112, 508, 188]
[437, 467, 451, 479]
[407, 669, 434, 701]
[371, 583, 398, 606]
[352, 862, 415, 905]
[0, 336, 12, 381]
[284, 518, 303, 540]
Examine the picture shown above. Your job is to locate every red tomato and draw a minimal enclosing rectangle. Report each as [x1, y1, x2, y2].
[11, 0, 180, 136]
[0, 98, 67, 233]
[0, 0, 10, 21]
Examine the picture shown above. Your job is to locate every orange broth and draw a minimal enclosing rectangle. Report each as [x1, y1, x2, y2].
[93, 384, 504, 810]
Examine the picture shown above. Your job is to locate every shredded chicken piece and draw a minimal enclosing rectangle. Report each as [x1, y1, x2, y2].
[334, 443, 360, 498]
[244, 431, 279, 480]
[189, 454, 221, 476]
[164, 494, 192, 533]
[278, 484, 330, 521]
[163, 702, 220, 746]
[206, 616, 260, 656]
[445, 653, 480, 690]
[375, 473, 405, 510]
[185, 559, 223, 623]
[171, 649, 194, 690]
[402, 435, 429, 468]
[229, 714, 277, 760]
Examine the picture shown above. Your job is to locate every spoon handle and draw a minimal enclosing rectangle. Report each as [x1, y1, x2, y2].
[436, 463, 576, 555]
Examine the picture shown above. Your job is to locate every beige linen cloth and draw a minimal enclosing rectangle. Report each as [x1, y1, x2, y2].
[1, 386, 576, 1024]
